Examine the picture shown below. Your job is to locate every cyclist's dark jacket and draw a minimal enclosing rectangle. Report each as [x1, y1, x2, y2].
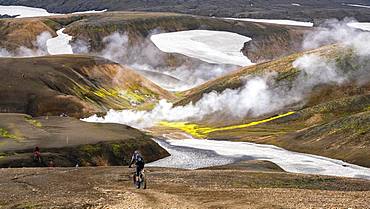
[130, 152, 145, 176]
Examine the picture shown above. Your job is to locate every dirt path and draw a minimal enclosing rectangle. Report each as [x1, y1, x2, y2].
[1, 166, 370, 208]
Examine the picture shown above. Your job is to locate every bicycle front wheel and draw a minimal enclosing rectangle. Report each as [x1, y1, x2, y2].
[140, 173, 146, 189]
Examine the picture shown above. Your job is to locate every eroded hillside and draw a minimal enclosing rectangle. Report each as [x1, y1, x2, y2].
[0, 55, 174, 117]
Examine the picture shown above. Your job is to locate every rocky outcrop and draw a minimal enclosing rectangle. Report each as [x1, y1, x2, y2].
[0, 113, 169, 167]
[241, 28, 309, 63]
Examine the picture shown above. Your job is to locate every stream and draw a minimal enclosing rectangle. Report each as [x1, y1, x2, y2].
[148, 135, 370, 180]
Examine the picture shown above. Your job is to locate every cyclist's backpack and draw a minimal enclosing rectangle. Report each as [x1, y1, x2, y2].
[135, 154, 144, 163]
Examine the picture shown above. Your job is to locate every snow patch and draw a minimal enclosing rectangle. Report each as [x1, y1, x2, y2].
[46, 28, 73, 55]
[72, 9, 107, 14]
[150, 30, 253, 66]
[347, 22, 370, 31]
[346, 4, 370, 9]
[291, 3, 301, 6]
[0, 5, 107, 18]
[0, 5, 60, 18]
[225, 18, 314, 27]
[151, 138, 370, 179]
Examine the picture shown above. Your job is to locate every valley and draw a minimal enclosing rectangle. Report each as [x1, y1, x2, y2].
[0, 3, 369, 208]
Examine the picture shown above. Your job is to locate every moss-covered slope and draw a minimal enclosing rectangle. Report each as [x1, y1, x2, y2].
[0, 55, 175, 117]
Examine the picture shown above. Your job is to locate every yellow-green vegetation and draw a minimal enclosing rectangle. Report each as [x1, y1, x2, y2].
[111, 143, 122, 157]
[24, 116, 42, 128]
[80, 144, 101, 156]
[72, 81, 160, 111]
[160, 112, 296, 138]
[0, 128, 19, 140]
[92, 87, 155, 106]
[93, 88, 120, 98]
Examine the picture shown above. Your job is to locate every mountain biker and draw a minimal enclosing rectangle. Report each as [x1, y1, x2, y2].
[33, 146, 41, 163]
[129, 150, 145, 187]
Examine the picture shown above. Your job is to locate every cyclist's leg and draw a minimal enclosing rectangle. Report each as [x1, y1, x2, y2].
[138, 163, 144, 177]
[135, 165, 140, 177]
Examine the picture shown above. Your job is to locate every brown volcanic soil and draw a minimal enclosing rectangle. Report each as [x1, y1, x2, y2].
[0, 18, 56, 50]
[0, 166, 369, 209]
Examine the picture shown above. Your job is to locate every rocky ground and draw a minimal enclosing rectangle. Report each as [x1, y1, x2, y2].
[0, 163, 369, 209]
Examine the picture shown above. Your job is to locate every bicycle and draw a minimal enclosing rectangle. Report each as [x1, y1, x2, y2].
[132, 167, 146, 189]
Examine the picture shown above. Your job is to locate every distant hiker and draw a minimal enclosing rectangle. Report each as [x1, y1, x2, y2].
[129, 150, 145, 188]
[33, 146, 41, 163]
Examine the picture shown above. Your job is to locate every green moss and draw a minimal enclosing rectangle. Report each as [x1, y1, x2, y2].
[173, 91, 184, 98]
[121, 90, 145, 103]
[137, 102, 156, 111]
[93, 88, 120, 98]
[0, 128, 18, 140]
[111, 143, 122, 157]
[41, 19, 61, 31]
[80, 144, 101, 155]
[24, 116, 42, 128]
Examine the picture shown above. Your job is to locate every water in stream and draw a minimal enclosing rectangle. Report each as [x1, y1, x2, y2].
[148, 137, 370, 180]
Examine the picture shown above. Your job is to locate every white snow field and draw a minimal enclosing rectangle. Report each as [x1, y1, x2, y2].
[0, 5, 60, 18]
[72, 9, 107, 14]
[225, 18, 314, 27]
[149, 138, 370, 180]
[150, 30, 253, 66]
[346, 4, 370, 9]
[225, 17, 370, 32]
[0, 5, 106, 18]
[347, 22, 370, 31]
[46, 28, 73, 55]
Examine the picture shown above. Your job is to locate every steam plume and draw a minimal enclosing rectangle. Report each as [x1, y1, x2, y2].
[84, 20, 370, 128]
[0, 31, 52, 57]
[74, 32, 239, 90]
